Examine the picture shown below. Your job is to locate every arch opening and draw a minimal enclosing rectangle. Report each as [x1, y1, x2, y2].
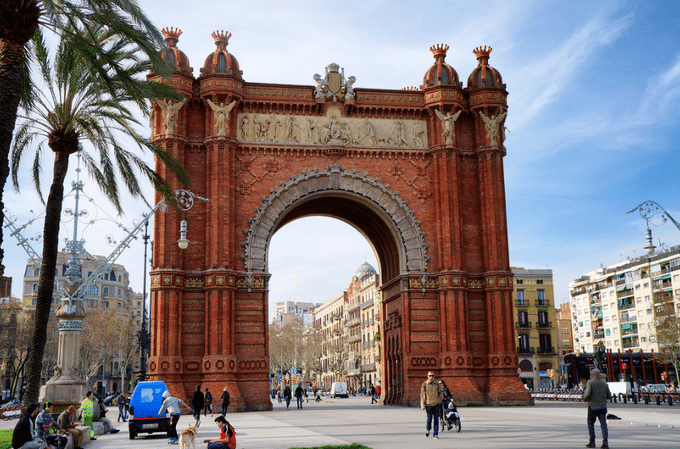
[242, 165, 430, 290]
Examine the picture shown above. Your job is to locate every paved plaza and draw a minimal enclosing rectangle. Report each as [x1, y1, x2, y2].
[3, 397, 680, 448]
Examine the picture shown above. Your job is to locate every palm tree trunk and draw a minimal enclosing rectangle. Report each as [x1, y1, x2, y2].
[0, 0, 41, 276]
[23, 151, 70, 405]
[0, 39, 26, 277]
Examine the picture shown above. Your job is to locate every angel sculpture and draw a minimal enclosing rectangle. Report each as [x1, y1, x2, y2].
[479, 109, 507, 146]
[434, 109, 462, 145]
[157, 98, 186, 135]
[206, 99, 237, 136]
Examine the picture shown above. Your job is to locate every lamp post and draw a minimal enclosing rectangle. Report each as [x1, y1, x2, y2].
[136, 220, 151, 384]
[627, 201, 680, 255]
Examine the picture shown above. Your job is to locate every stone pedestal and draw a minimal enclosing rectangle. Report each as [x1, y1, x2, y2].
[39, 300, 89, 408]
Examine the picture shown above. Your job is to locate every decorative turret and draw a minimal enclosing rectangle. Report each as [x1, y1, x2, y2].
[467, 46, 504, 89]
[160, 27, 193, 76]
[200, 30, 243, 79]
[422, 44, 461, 88]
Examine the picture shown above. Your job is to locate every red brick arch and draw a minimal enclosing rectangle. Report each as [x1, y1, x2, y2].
[241, 164, 429, 284]
[148, 34, 531, 409]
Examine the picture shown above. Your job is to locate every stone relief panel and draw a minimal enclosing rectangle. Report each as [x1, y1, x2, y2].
[237, 107, 427, 149]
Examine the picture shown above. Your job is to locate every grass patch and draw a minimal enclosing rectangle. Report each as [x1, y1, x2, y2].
[288, 445, 372, 449]
[465, 402, 484, 407]
[0, 429, 13, 449]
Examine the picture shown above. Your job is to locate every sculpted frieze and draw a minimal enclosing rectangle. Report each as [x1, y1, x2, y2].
[236, 108, 427, 149]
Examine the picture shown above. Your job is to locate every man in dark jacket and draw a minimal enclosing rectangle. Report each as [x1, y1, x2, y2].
[283, 385, 292, 410]
[12, 402, 47, 449]
[220, 387, 230, 416]
[583, 368, 612, 449]
[191, 385, 205, 423]
[294, 383, 304, 409]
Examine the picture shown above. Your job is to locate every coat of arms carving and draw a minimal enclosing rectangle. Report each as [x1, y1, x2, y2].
[313, 63, 356, 102]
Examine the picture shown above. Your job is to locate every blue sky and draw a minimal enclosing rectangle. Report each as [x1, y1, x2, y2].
[4, 1, 680, 321]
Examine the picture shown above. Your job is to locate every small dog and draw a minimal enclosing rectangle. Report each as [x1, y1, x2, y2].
[179, 421, 200, 449]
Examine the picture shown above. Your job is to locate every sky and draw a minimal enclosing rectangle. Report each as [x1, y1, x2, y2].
[3, 0, 680, 323]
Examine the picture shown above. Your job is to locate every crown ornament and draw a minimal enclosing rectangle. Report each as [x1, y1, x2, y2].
[162, 27, 182, 43]
[430, 44, 449, 59]
[473, 46, 492, 63]
[212, 30, 232, 48]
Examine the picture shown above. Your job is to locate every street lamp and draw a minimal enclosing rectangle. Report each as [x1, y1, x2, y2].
[627, 201, 680, 255]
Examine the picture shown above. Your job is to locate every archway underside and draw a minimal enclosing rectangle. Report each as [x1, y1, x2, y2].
[275, 195, 400, 282]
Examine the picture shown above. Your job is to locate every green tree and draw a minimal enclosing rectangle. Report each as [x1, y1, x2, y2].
[12, 25, 188, 405]
[0, 0, 172, 276]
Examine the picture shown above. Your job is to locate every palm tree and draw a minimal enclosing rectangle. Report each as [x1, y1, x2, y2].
[0, 0, 173, 276]
[12, 24, 189, 405]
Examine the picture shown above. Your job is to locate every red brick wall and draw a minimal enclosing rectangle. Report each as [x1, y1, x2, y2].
[148, 52, 531, 408]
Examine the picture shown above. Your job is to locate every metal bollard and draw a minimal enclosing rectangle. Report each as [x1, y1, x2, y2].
[633, 393, 637, 404]
[656, 395, 661, 406]
[669, 394, 673, 406]
[644, 394, 649, 405]
[623, 394, 627, 404]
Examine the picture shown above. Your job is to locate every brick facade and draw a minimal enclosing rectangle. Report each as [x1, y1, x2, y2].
[148, 30, 531, 409]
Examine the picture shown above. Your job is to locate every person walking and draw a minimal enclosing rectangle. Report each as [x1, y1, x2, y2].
[191, 385, 205, 423]
[220, 387, 230, 416]
[370, 385, 377, 404]
[277, 388, 282, 403]
[420, 371, 444, 439]
[116, 392, 126, 422]
[283, 385, 292, 410]
[583, 368, 612, 449]
[295, 383, 304, 409]
[158, 390, 187, 445]
[204, 387, 213, 416]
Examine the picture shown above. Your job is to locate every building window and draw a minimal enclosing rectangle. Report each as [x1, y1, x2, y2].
[33, 283, 38, 292]
[537, 290, 546, 305]
[539, 334, 552, 351]
[516, 279, 523, 284]
[517, 290, 525, 304]
[103, 301, 109, 308]
[87, 285, 98, 295]
[103, 287, 109, 297]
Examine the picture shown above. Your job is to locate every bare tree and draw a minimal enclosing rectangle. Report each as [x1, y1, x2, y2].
[656, 315, 680, 385]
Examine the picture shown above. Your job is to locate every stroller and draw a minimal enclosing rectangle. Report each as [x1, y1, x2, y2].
[440, 398, 461, 433]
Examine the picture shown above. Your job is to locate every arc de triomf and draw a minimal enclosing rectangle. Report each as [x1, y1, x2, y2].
[148, 27, 531, 410]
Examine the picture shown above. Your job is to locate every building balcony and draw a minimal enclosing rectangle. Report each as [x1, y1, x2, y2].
[361, 340, 375, 349]
[653, 291, 673, 304]
[361, 363, 376, 372]
[360, 298, 374, 309]
[537, 346, 555, 354]
[516, 322, 532, 329]
[347, 368, 361, 377]
[517, 347, 534, 354]
[516, 300, 529, 307]
[348, 334, 361, 344]
[537, 321, 552, 329]
[536, 299, 550, 307]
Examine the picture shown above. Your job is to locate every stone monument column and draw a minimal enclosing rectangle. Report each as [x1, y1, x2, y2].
[39, 295, 89, 407]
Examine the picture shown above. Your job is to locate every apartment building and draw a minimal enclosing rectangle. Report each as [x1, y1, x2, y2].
[314, 262, 382, 391]
[569, 245, 680, 355]
[512, 267, 560, 389]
